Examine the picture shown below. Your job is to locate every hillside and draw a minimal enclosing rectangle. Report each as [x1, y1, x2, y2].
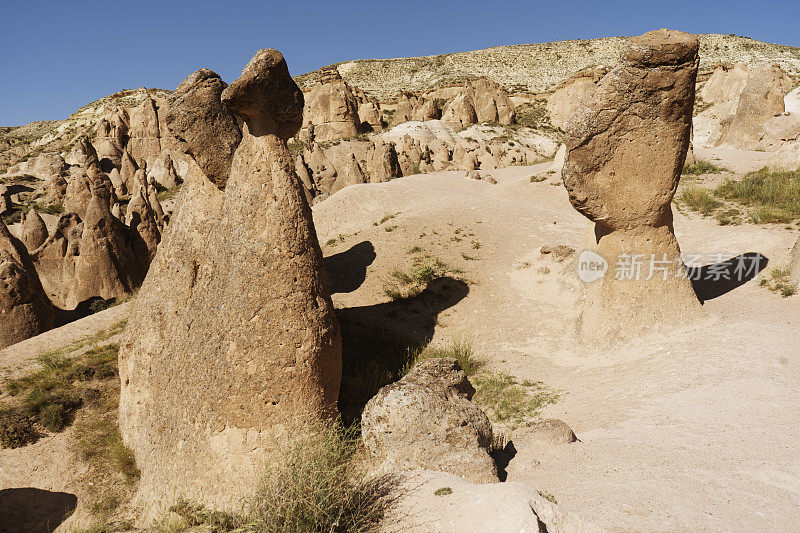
[295, 33, 800, 98]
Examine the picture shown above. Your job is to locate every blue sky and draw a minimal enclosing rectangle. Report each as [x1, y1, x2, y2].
[1, 0, 799, 125]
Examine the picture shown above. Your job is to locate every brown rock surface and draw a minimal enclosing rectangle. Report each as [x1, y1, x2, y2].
[119, 49, 341, 515]
[562, 29, 704, 341]
[299, 67, 360, 141]
[164, 69, 242, 188]
[0, 221, 55, 349]
[20, 209, 48, 251]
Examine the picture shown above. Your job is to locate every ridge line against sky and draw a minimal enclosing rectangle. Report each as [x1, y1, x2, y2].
[1, 0, 799, 125]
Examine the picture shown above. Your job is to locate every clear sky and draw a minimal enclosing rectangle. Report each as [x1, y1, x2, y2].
[1, 0, 799, 126]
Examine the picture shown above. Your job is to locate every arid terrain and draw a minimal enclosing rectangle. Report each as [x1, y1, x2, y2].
[1, 30, 799, 533]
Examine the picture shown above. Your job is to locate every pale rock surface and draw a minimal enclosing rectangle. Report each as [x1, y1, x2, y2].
[301, 66, 361, 141]
[20, 209, 48, 251]
[383, 470, 606, 533]
[362, 358, 497, 483]
[547, 67, 608, 130]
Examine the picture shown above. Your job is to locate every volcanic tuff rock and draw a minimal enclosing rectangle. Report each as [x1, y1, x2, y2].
[563, 29, 704, 342]
[361, 358, 498, 483]
[163, 69, 242, 189]
[119, 49, 341, 515]
[0, 220, 55, 349]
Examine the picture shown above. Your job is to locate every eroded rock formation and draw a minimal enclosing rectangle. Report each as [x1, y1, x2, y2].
[119, 49, 342, 515]
[563, 29, 704, 341]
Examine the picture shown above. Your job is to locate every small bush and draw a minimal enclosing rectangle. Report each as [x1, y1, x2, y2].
[473, 373, 561, 427]
[434, 487, 453, 496]
[715, 168, 800, 223]
[538, 490, 558, 504]
[405, 339, 484, 377]
[678, 186, 722, 216]
[530, 174, 547, 183]
[0, 408, 38, 448]
[760, 268, 797, 297]
[34, 202, 64, 215]
[682, 159, 724, 175]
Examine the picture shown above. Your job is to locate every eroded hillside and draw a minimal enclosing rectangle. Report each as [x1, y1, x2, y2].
[295, 34, 800, 98]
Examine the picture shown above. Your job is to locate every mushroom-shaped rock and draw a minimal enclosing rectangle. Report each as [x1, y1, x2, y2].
[563, 29, 704, 342]
[361, 358, 498, 483]
[164, 69, 242, 189]
[119, 49, 341, 517]
[221, 49, 305, 140]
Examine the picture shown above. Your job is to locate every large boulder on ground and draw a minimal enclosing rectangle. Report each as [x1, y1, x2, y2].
[119, 49, 342, 516]
[562, 29, 704, 342]
[361, 358, 497, 483]
[0, 221, 55, 349]
[163, 69, 242, 189]
[300, 66, 361, 141]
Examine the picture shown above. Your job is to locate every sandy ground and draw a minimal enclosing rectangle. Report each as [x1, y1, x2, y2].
[1, 155, 798, 531]
[314, 161, 800, 532]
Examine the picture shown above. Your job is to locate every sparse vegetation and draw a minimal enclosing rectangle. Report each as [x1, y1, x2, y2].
[384, 255, 458, 300]
[682, 159, 725, 176]
[677, 186, 723, 216]
[403, 339, 485, 377]
[0, 408, 38, 448]
[434, 487, 453, 496]
[34, 201, 64, 215]
[538, 490, 558, 504]
[715, 168, 800, 223]
[473, 373, 561, 428]
[760, 268, 797, 297]
[530, 174, 547, 183]
[407, 246, 423, 254]
[168, 417, 383, 533]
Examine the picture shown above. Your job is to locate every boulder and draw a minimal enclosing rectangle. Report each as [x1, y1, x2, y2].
[361, 358, 497, 483]
[562, 29, 704, 342]
[20, 209, 48, 251]
[330, 153, 366, 194]
[164, 69, 242, 189]
[0, 220, 55, 349]
[119, 49, 341, 516]
[441, 93, 478, 130]
[367, 139, 402, 182]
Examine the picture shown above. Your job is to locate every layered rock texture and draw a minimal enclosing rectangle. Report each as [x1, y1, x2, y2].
[563, 29, 704, 341]
[361, 358, 497, 483]
[118, 49, 342, 514]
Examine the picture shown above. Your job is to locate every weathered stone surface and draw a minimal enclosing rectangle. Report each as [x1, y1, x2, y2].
[221, 50, 304, 141]
[20, 210, 48, 251]
[789, 235, 800, 285]
[563, 29, 704, 341]
[119, 50, 341, 516]
[716, 63, 795, 150]
[298, 67, 359, 141]
[126, 173, 161, 267]
[468, 77, 516, 125]
[72, 179, 142, 307]
[513, 418, 577, 446]
[30, 213, 82, 308]
[547, 67, 608, 130]
[127, 96, 163, 166]
[0, 221, 55, 349]
[361, 358, 497, 483]
[384, 470, 607, 533]
[164, 69, 242, 189]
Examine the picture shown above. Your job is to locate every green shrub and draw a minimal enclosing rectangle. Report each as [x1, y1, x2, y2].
[473, 373, 561, 427]
[678, 186, 722, 216]
[715, 168, 800, 223]
[682, 159, 724, 176]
